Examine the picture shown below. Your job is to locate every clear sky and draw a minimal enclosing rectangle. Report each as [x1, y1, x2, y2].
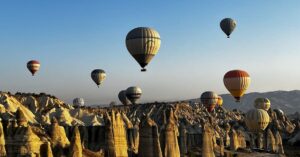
[0, 1, 300, 105]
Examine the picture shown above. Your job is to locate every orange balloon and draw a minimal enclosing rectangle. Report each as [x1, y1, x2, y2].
[223, 70, 250, 102]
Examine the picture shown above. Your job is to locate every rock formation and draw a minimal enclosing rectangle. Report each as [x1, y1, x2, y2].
[105, 111, 128, 157]
[248, 133, 256, 149]
[18, 96, 38, 114]
[0, 92, 298, 156]
[40, 142, 53, 157]
[219, 136, 224, 157]
[257, 132, 264, 149]
[50, 117, 70, 156]
[0, 119, 6, 157]
[12, 125, 42, 156]
[264, 129, 276, 153]
[275, 131, 284, 154]
[202, 124, 215, 157]
[16, 108, 28, 127]
[236, 129, 246, 149]
[161, 109, 180, 157]
[69, 126, 82, 157]
[230, 129, 238, 151]
[179, 122, 187, 156]
[138, 116, 162, 157]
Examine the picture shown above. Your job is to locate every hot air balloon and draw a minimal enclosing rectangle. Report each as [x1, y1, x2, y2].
[217, 96, 223, 107]
[91, 69, 106, 87]
[220, 18, 237, 38]
[223, 70, 250, 102]
[125, 27, 161, 72]
[126, 86, 142, 105]
[254, 98, 271, 111]
[245, 109, 270, 133]
[274, 109, 284, 117]
[73, 98, 84, 107]
[200, 91, 218, 112]
[27, 60, 40, 76]
[118, 90, 131, 105]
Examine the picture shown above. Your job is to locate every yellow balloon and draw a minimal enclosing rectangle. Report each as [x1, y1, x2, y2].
[217, 96, 223, 107]
[245, 109, 270, 132]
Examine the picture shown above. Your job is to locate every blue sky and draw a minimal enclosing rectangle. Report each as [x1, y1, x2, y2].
[0, 1, 300, 105]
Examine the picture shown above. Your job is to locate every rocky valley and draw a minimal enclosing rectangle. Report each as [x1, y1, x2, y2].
[0, 92, 299, 157]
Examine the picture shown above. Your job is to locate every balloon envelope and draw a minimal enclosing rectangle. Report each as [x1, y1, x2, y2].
[200, 91, 218, 112]
[245, 109, 270, 132]
[217, 96, 223, 107]
[118, 90, 131, 105]
[27, 60, 40, 76]
[73, 98, 84, 107]
[91, 69, 106, 87]
[126, 27, 161, 72]
[220, 18, 237, 38]
[254, 98, 271, 111]
[223, 70, 250, 102]
[126, 86, 142, 105]
[274, 109, 284, 116]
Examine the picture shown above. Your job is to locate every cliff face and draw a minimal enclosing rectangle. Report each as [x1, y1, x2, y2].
[138, 116, 162, 157]
[161, 109, 180, 157]
[0, 120, 6, 157]
[0, 93, 37, 124]
[50, 118, 70, 149]
[202, 124, 215, 157]
[69, 126, 82, 157]
[105, 111, 128, 157]
[0, 92, 296, 156]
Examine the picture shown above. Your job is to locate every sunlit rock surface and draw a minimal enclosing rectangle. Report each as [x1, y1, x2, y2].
[0, 92, 299, 156]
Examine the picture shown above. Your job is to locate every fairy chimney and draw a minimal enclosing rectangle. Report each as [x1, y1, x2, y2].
[68, 126, 82, 157]
[202, 124, 215, 157]
[138, 116, 163, 157]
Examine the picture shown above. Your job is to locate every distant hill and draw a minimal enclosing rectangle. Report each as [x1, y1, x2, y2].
[191, 90, 300, 114]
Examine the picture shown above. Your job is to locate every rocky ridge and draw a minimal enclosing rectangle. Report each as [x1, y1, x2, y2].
[0, 92, 299, 156]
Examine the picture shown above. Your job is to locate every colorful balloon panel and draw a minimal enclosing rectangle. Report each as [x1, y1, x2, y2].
[200, 91, 218, 112]
[27, 60, 40, 76]
[223, 70, 250, 102]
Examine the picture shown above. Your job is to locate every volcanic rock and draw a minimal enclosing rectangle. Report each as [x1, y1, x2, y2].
[138, 116, 162, 157]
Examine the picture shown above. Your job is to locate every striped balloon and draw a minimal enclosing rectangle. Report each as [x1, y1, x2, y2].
[245, 109, 270, 133]
[27, 60, 40, 76]
[126, 27, 161, 72]
[223, 70, 250, 102]
[91, 69, 106, 88]
[220, 18, 237, 38]
[200, 91, 218, 112]
[254, 98, 271, 111]
[126, 86, 142, 105]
